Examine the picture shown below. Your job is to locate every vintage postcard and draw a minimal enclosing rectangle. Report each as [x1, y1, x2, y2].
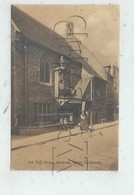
[11, 4, 119, 171]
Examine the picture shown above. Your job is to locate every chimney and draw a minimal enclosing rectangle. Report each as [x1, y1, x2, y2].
[104, 65, 111, 74]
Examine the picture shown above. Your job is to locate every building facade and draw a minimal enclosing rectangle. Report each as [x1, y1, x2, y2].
[11, 6, 118, 135]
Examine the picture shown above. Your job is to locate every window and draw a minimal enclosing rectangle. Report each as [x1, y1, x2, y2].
[94, 82, 102, 99]
[40, 62, 50, 83]
[34, 103, 51, 126]
[40, 53, 50, 83]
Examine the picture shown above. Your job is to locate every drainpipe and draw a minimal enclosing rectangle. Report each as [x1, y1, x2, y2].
[54, 67, 59, 98]
[90, 76, 94, 129]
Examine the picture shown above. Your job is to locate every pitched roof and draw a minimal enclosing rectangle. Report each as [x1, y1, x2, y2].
[70, 36, 107, 80]
[11, 6, 105, 79]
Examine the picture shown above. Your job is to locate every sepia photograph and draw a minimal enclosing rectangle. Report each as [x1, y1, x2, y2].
[11, 4, 119, 171]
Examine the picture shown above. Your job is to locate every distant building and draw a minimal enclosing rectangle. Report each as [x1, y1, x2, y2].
[11, 6, 118, 135]
[112, 65, 119, 119]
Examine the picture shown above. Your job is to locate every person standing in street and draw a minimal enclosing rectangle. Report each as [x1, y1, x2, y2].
[85, 110, 90, 132]
[63, 117, 68, 131]
[80, 112, 87, 135]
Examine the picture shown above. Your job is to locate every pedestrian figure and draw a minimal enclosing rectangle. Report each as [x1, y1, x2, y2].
[85, 110, 90, 132]
[63, 117, 68, 131]
[80, 112, 87, 135]
[59, 118, 63, 130]
[69, 114, 73, 129]
[69, 114, 73, 122]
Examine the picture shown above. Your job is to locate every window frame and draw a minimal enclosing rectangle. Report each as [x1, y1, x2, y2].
[34, 103, 52, 126]
[39, 53, 52, 86]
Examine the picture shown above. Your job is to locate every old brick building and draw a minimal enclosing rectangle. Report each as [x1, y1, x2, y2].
[11, 6, 117, 135]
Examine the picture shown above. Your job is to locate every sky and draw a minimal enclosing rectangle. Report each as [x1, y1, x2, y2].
[15, 5, 119, 66]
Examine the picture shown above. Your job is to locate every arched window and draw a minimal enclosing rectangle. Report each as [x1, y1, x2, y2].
[40, 53, 50, 83]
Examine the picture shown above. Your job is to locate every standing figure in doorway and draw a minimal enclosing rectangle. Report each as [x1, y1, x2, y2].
[80, 112, 87, 134]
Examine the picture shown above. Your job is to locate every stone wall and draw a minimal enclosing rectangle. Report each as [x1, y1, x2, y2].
[12, 37, 82, 131]
[11, 40, 25, 129]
